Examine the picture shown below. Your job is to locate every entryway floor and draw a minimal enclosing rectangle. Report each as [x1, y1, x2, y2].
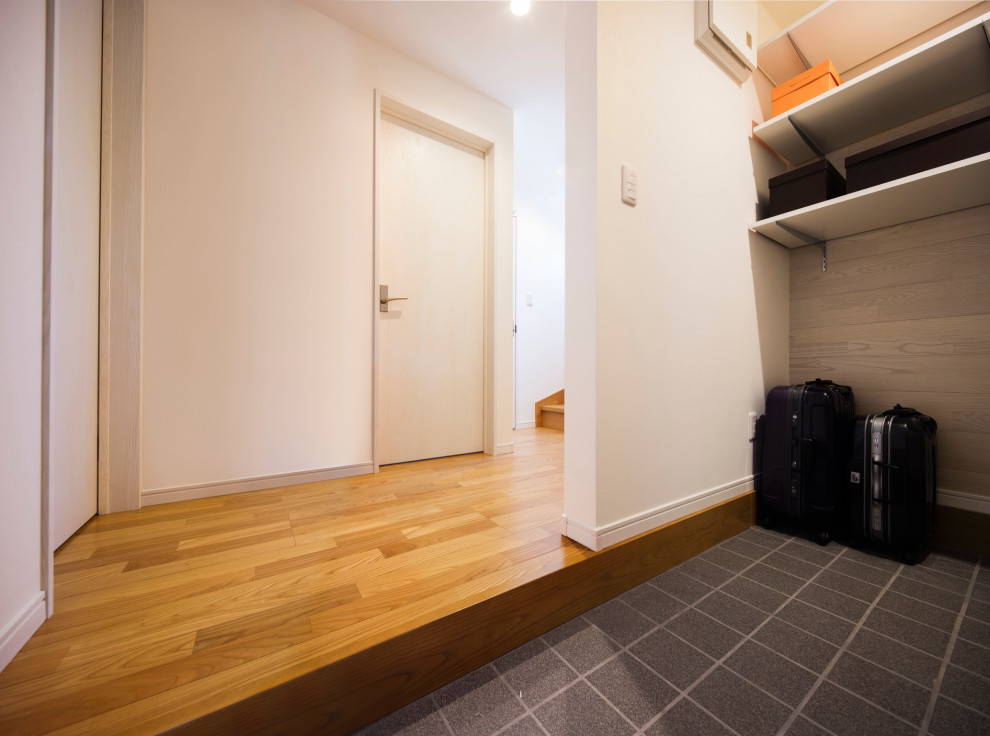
[359, 526, 990, 736]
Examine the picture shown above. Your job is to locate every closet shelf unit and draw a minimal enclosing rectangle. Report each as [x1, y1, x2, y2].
[750, 12, 990, 249]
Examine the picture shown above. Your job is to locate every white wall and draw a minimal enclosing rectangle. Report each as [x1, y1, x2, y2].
[564, 1, 790, 550]
[141, 0, 514, 499]
[513, 108, 565, 427]
[0, 0, 47, 671]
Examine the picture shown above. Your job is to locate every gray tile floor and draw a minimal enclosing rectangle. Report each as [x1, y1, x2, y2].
[356, 526, 990, 736]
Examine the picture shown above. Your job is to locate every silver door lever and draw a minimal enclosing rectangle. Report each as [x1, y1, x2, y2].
[379, 284, 408, 312]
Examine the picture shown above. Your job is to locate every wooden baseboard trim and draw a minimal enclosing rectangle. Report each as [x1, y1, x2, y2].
[169, 491, 755, 736]
[140, 463, 374, 506]
[934, 505, 990, 556]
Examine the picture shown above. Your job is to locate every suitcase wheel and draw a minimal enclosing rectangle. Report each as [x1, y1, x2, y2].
[816, 529, 830, 546]
[902, 549, 919, 566]
[847, 534, 862, 549]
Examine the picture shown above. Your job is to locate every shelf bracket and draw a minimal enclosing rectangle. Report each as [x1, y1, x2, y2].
[787, 117, 825, 159]
[775, 221, 829, 272]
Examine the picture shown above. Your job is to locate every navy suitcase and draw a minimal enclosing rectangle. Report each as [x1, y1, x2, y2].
[757, 379, 855, 545]
[847, 405, 937, 564]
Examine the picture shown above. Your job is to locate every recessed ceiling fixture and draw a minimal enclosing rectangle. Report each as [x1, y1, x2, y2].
[510, 0, 531, 17]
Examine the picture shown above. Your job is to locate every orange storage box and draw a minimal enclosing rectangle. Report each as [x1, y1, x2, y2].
[772, 60, 842, 117]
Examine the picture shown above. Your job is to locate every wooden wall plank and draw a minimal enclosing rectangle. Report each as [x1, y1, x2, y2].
[790, 205, 990, 507]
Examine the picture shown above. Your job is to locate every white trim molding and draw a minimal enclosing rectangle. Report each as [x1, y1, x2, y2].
[515, 421, 536, 430]
[0, 592, 46, 673]
[563, 477, 755, 552]
[141, 463, 374, 506]
[937, 487, 990, 515]
[494, 442, 515, 456]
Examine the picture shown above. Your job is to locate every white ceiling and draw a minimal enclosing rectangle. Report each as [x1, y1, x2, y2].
[300, 0, 566, 114]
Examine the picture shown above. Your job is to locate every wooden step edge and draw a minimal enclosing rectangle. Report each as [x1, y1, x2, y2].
[169, 491, 756, 736]
[541, 404, 564, 414]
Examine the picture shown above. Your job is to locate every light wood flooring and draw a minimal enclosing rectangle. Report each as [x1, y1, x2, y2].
[0, 428, 753, 735]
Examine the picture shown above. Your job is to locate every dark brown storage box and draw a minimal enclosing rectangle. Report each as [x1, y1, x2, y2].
[768, 159, 846, 217]
[845, 107, 990, 193]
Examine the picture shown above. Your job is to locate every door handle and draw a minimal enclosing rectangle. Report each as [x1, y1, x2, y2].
[379, 284, 408, 312]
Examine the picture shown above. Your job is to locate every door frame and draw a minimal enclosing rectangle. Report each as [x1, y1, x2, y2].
[372, 91, 496, 470]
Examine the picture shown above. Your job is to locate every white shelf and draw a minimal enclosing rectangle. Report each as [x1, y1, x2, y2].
[750, 153, 990, 249]
[754, 13, 990, 165]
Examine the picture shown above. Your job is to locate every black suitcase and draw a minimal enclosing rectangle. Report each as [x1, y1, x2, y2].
[757, 379, 855, 545]
[847, 405, 937, 564]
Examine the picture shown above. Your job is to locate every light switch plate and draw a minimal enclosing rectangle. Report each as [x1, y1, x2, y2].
[621, 165, 637, 207]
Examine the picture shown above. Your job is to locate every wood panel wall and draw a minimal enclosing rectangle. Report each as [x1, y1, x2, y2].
[789, 203, 990, 503]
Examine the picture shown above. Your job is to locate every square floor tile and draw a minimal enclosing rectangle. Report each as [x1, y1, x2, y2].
[721, 575, 788, 613]
[723, 640, 818, 707]
[951, 638, 990, 680]
[890, 575, 965, 614]
[753, 617, 838, 674]
[840, 546, 903, 574]
[815, 568, 882, 604]
[830, 557, 896, 587]
[877, 590, 958, 632]
[534, 680, 634, 736]
[500, 717, 546, 736]
[689, 666, 792, 736]
[435, 665, 525, 736]
[802, 681, 915, 736]
[584, 598, 655, 647]
[721, 536, 773, 561]
[959, 616, 990, 648]
[901, 564, 972, 596]
[644, 699, 734, 736]
[796, 583, 869, 623]
[971, 582, 990, 604]
[630, 628, 715, 691]
[587, 652, 678, 727]
[777, 599, 854, 646]
[763, 550, 822, 581]
[543, 617, 621, 675]
[779, 540, 837, 567]
[743, 562, 806, 596]
[940, 665, 990, 716]
[864, 607, 950, 658]
[676, 557, 735, 588]
[356, 694, 449, 736]
[917, 549, 977, 580]
[846, 628, 942, 689]
[783, 716, 832, 736]
[699, 545, 752, 573]
[695, 590, 768, 635]
[738, 526, 791, 549]
[665, 608, 744, 660]
[966, 598, 990, 625]
[494, 639, 577, 709]
[927, 696, 990, 736]
[621, 583, 686, 625]
[649, 570, 713, 606]
[828, 652, 930, 725]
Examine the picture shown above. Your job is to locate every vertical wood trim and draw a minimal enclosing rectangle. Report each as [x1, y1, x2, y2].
[98, 0, 144, 513]
[41, 0, 56, 617]
[372, 91, 382, 473]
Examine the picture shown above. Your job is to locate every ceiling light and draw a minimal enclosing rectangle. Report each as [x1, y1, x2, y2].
[510, 0, 531, 17]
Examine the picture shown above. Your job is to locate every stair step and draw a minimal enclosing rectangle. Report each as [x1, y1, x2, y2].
[541, 404, 564, 414]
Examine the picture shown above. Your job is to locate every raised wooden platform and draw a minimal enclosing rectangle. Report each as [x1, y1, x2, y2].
[0, 429, 754, 736]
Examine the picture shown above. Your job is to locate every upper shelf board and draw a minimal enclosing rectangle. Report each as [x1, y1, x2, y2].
[757, 0, 983, 86]
[754, 13, 990, 165]
[750, 152, 990, 248]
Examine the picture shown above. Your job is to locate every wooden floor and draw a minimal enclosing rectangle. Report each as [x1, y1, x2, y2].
[0, 429, 753, 735]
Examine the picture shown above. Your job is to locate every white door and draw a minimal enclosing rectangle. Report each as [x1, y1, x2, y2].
[49, 0, 102, 548]
[378, 113, 486, 465]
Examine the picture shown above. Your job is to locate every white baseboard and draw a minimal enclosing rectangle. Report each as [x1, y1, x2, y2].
[494, 442, 515, 455]
[938, 488, 990, 515]
[0, 591, 46, 673]
[515, 421, 536, 429]
[562, 476, 755, 552]
[141, 463, 374, 506]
